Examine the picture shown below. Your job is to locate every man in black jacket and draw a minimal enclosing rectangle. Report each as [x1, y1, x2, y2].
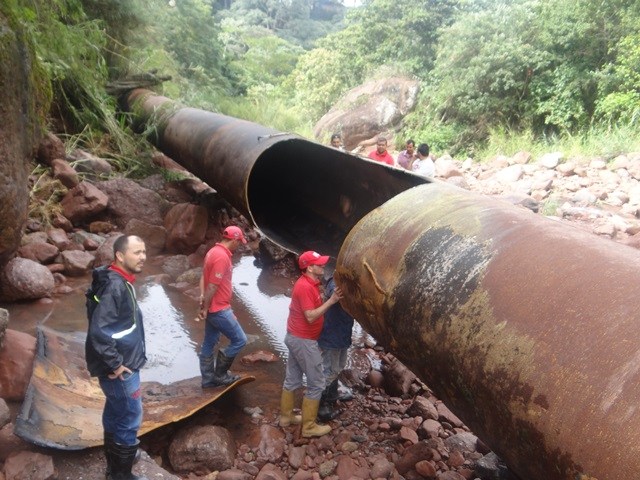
[85, 235, 148, 480]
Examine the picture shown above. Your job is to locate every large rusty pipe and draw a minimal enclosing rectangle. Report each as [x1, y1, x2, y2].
[336, 183, 640, 480]
[124, 89, 426, 256]
[124, 89, 639, 479]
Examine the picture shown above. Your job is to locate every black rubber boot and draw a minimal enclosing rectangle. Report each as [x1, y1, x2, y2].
[105, 432, 141, 478]
[104, 432, 114, 480]
[200, 354, 218, 388]
[317, 379, 339, 422]
[107, 442, 147, 480]
[211, 350, 240, 387]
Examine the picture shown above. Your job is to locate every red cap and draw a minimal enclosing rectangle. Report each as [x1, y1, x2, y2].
[222, 226, 247, 244]
[298, 251, 330, 269]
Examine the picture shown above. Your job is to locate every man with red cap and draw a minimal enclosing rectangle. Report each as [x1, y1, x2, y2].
[197, 225, 248, 388]
[279, 250, 343, 437]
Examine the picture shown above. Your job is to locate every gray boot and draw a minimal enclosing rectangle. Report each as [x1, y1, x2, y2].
[211, 350, 240, 386]
[200, 354, 217, 388]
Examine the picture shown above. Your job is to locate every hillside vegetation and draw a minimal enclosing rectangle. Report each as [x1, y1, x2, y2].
[5, 0, 640, 162]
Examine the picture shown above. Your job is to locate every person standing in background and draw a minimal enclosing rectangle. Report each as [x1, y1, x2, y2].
[412, 143, 435, 178]
[396, 139, 416, 170]
[85, 235, 148, 480]
[197, 225, 248, 388]
[367, 136, 395, 166]
[330, 133, 345, 150]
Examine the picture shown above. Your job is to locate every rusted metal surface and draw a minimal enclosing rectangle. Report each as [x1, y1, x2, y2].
[336, 183, 640, 480]
[124, 90, 640, 479]
[124, 89, 427, 256]
[15, 326, 255, 449]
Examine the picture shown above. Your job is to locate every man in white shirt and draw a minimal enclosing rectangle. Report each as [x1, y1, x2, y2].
[412, 143, 435, 178]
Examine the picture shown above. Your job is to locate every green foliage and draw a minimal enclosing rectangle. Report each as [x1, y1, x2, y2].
[221, 21, 303, 92]
[284, 0, 457, 122]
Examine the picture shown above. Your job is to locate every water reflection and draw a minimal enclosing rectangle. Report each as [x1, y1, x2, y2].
[138, 283, 200, 384]
[233, 256, 291, 359]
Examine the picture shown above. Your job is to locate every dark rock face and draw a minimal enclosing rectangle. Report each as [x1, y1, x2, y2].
[0, 8, 49, 270]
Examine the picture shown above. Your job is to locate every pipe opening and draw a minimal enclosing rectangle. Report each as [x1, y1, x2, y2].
[247, 138, 428, 256]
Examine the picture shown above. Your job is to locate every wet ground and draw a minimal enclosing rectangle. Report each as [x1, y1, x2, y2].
[2, 253, 371, 447]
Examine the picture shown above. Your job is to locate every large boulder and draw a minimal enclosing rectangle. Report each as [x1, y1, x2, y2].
[0, 257, 55, 301]
[0, 10, 49, 269]
[313, 76, 420, 150]
[96, 178, 168, 228]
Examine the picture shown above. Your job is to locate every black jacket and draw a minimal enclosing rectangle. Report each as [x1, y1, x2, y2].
[85, 266, 147, 377]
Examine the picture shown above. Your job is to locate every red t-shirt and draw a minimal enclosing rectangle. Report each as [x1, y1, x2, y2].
[203, 243, 233, 312]
[287, 274, 324, 340]
[368, 150, 395, 165]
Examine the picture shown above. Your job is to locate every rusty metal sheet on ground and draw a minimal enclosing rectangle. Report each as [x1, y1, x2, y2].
[14, 326, 255, 450]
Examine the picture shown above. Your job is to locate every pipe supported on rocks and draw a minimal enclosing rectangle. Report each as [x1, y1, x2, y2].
[125, 89, 640, 480]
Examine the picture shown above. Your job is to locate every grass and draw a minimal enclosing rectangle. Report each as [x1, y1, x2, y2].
[476, 123, 640, 164]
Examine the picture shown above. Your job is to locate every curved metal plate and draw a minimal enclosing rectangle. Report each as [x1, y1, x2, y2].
[15, 326, 254, 450]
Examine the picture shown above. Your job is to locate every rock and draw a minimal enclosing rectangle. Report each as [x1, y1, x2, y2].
[335, 455, 369, 479]
[17, 242, 59, 264]
[400, 425, 419, 444]
[4, 451, 56, 480]
[47, 227, 72, 250]
[60, 250, 95, 276]
[51, 211, 73, 232]
[0, 422, 34, 462]
[256, 424, 286, 462]
[60, 181, 109, 224]
[418, 419, 443, 439]
[37, 133, 66, 167]
[0, 257, 55, 301]
[0, 309, 7, 346]
[317, 459, 337, 478]
[96, 178, 168, 228]
[168, 424, 236, 475]
[164, 203, 208, 254]
[255, 463, 288, 480]
[21, 232, 48, 246]
[494, 165, 523, 183]
[395, 441, 434, 474]
[511, 151, 531, 165]
[474, 451, 502, 480]
[241, 350, 278, 365]
[407, 396, 438, 421]
[68, 149, 113, 178]
[415, 460, 437, 479]
[444, 432, 478, 454]
[0, 330, 36, 401]
[434, 156, 463, 179]
[93, 235, 119, 267]
[288, 446, 307, 469]
[436, 402, 464, 428]
[313, 77, 420, 150]
[51, 158, 79, 188]
[436, 472, 466, 480]
[539, 152, 563, 169]
[370, 458, 394, 478]
[161, 255, 191, 280]
[382, 355, 416, 396]
[218, 469, 254, 480]
[125, 218, 167, 255]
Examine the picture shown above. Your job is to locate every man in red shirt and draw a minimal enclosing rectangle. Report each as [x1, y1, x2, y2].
[367, 136, 395, 165]
[197, 226, 248, 387]
[279, 251, 343, 437]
